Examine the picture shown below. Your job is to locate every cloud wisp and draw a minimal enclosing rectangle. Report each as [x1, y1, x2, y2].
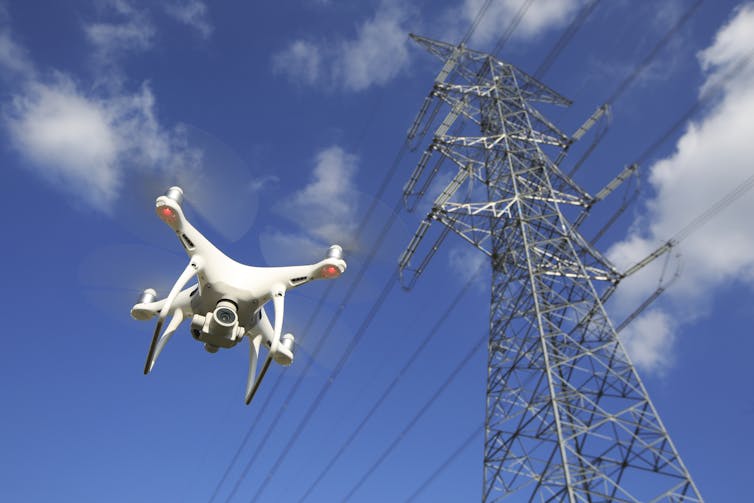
[272, 0, 588, 92]
[458, 0, 585, 46]
[164, 0, 214, 39]
[273, 1, 412, 92]
[607, 3, 754, 372]
[85, 0, 155, 62]
[0, 2, 202, 212]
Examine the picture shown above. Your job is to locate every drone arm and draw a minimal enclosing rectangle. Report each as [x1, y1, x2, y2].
[155, 192, 227, 263]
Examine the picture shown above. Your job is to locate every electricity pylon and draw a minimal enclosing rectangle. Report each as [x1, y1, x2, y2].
[399, 34, 702, 502]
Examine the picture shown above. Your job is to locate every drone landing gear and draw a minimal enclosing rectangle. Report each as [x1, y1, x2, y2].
[244, 293, 295, 405]
[144, 259, 201, 374]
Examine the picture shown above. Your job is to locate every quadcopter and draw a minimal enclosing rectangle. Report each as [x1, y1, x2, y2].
[130, 187, 347, 404]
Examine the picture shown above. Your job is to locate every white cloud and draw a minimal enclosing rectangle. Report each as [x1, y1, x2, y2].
[460, 0, 584, 46]
[272, 40, 322, 87]
[4, 76, 197, 210]
[334, 2, 411, 91]
[1, 5, 200, 212]
[248, 174, 280, 193]
[618, 309, 676, 373]
[448, 245, 489, 290]
[606, 3, 754, 371]
[285, 145, 361, 244]
[273, 0, 589, 92]
[272, 1, 412, 92]
[6, 77, 119, 207]
[164, 0, 213, 39]
[260, 146, 362, 264]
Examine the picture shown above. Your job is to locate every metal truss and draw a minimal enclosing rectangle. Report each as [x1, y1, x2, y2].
[399, 34, 702, 502]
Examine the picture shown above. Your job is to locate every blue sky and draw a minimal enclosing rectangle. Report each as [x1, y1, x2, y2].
[1, 0, 753, 501]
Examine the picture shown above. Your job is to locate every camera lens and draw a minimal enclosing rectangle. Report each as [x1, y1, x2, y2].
[215, 307, 236, 325]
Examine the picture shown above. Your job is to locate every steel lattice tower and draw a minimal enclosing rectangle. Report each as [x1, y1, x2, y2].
[398, 35, 702, 502]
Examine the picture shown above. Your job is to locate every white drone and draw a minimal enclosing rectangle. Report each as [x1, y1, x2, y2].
[130, 187, 347, 404]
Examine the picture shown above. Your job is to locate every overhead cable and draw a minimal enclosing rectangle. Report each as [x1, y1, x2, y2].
[604, 0, 703, 106]
[210, 142, 408, 502]
[249, 270, 400, 502]
[342, 331, 487, 501]
[533, 0, 602, 80]
[296, 268, 484, 501]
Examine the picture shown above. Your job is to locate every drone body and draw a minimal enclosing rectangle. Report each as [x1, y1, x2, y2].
[130, 187, 347, 404]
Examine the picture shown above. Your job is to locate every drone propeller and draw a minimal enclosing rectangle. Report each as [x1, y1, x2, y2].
[259, 190, 406, 302]
[144, 258, 201, 374]
[116, 124, 261, 247]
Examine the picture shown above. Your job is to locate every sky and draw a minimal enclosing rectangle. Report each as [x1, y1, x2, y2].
[1, 0, 753, 501]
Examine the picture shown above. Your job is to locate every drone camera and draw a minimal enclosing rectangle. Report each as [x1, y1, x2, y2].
[214, 304, 237, 326]
[209, 300, 239, 335]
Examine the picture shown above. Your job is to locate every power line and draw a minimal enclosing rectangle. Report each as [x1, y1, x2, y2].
[564, 0, 704, 178]
[223, 3, 551, 499]
[533, 0, 602, 80]
[207, 286, 339, 502]
[208, 139, 408, 501]
[343, 272, 535, 502]
[342, 331, 487, 501]
[673, 172, 754, 244]
[221, 199, 405, 502]
[461, 0, 494, 45]
[406, 424, 484, 502]
[604, 0, 703, 106]
[296, 268, 483, 502]
[491, 0, 536, 57]
[249, 270, 400, 502]
[207, 0, 712, 499]
[333, 3, 718, 497]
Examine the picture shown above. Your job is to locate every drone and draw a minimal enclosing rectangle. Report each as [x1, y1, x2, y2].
[130, 187, 347, 404]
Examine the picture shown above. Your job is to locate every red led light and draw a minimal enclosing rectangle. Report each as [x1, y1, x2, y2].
[321, 265, 340, 278]
[157, 205, 178, 224]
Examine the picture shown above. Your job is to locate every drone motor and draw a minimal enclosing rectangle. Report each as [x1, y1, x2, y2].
[326, 245, 343, 260]
[164, 186, 184, 205]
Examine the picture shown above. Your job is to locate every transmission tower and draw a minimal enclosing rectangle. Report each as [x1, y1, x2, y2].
[399, 34, 702, 502]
